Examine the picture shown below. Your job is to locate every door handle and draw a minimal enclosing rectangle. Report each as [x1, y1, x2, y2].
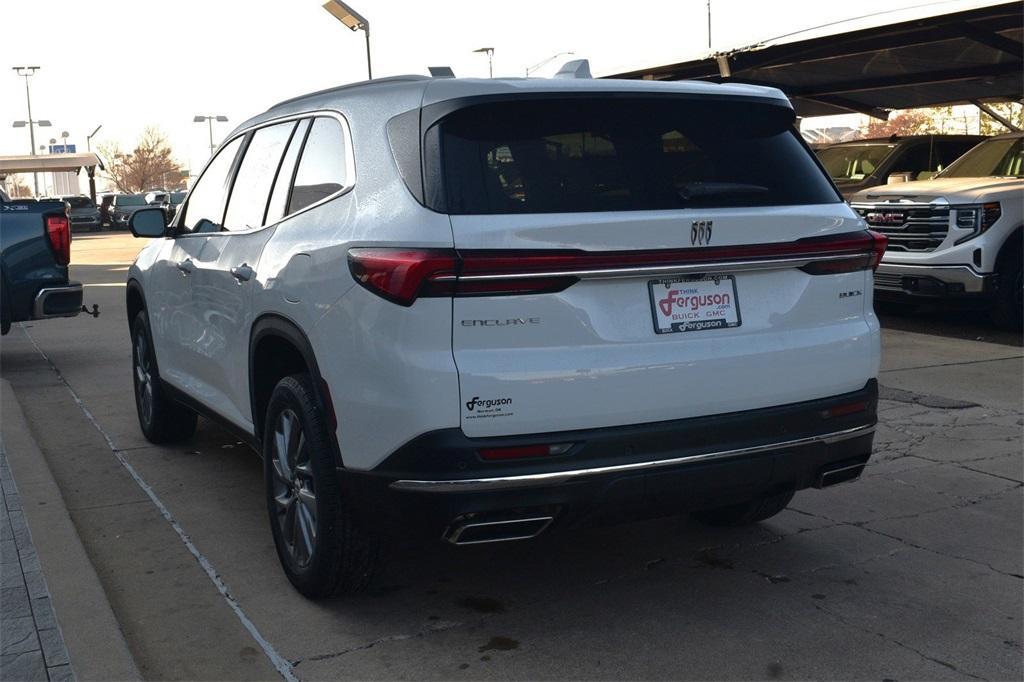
[230, 263, 254, 282]
[176, 258, 194, 275]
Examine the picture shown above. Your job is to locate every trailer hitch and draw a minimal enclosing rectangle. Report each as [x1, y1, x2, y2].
[81, 304, 100, 318]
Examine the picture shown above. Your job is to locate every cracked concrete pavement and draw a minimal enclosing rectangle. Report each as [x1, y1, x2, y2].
[0, 233, 1020, 680]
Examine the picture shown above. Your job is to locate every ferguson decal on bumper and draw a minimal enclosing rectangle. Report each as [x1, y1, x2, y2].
[464, 396, 514, 419]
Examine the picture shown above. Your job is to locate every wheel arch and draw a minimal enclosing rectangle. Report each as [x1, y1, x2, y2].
[249, 313, 342, 466]
[126, 279, 146, 331]
[995, 226, 1022, 267]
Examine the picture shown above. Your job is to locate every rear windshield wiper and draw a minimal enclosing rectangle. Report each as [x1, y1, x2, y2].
[677, 182, 770, 201]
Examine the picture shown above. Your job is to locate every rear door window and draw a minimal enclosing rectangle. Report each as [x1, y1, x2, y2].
[435, 97, 839, 214]
[223, 121, 297, 231]
[288, 116, 350, 214]
[266, 119, 311, 224]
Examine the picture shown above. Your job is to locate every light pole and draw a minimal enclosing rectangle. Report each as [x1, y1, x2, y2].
[11, 66, 51, 196]
[322, 1, 372, 80]
[473, 47, 494, 78]
[193, 115, 229, 156]
[525, 51, 574, 77]
[87, 124, 102, 152]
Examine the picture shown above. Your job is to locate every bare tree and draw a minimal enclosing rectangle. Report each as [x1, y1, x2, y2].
[100, 127, 184, 193]
[4, 175, 32, 198]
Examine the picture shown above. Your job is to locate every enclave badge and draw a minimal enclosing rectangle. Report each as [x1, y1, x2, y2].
[691, 220, 713, 246]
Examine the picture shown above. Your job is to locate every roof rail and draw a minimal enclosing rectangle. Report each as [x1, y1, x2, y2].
[553, 59, 592, 79]
[269, 75, 431, 109]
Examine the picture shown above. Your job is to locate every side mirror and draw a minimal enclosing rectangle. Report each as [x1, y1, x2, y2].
[129, 207, 167, 238]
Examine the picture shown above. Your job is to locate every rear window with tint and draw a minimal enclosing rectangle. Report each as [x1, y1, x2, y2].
[436, 97, 839, 214]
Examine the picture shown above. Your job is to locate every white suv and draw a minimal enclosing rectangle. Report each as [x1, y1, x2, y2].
[851, 133, 1023, 328]
[126, 72, 885, 598]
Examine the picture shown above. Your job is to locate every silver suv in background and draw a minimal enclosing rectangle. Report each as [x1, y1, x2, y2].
[817, 135, 984, 200]
[851, 133, 1022, 327]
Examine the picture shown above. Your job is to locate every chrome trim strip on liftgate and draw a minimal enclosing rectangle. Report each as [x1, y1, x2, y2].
[390, 424, 876, 493]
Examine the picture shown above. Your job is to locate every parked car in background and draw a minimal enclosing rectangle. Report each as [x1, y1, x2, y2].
[108, 193, 151, 229]
[0, 188, 83, 334]
[98, 193, 115, 226]
[851, 133, 1022, 327]
[165, 191, 186, 221]
[817, 135, 985, 199]
[62, 195, 102, 231]
[126, 73, 884, 599]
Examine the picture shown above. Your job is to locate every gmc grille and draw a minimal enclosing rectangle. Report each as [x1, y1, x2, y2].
[851, 203, 950, 252]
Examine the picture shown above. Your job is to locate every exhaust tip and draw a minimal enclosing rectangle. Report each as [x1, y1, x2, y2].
[816, 462, 867, 488]
[444, 515, 554, 545]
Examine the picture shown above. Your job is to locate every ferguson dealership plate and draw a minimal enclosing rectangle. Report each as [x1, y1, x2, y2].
[648, 275, 741, 334]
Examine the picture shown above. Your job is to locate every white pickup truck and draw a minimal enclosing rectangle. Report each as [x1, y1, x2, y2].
[851, 133, 1022, 328]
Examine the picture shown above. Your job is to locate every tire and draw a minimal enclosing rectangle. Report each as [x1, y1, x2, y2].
[1, 279, 11, 336]
[131, 311, 197, 443]
[990, 246, 1022, 330]
[691, 489, 795, 527]
[263, 374, 378, 599]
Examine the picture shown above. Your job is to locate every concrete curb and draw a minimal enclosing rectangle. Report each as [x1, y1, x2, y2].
[1, 379, 140, 681]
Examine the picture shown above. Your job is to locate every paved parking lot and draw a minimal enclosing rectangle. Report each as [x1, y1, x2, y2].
[1, 232, 1021, 680]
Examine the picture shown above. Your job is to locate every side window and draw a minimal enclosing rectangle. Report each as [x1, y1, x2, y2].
[891, 144, 930, 176]
[181, 136, 243, 233]
[223, 121, 297, 231]
[288, 117, 349, 214]
[935, 140, 977, 170]
[266, 119, 311, 224]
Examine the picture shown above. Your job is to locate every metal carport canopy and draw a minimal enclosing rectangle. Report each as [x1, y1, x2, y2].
[604, 1, 1022, 120]
[0, 153, 105, 176]
[0, 153, 106, 201]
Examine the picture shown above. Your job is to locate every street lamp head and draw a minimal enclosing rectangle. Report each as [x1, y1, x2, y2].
[215, 116, 229, 122]
[473, 47, 494, 55]
[193, 115, 207, 123]
[12, 121, 26, 128]
[322, 0, 368, 31]
[37, 120, 51, 127]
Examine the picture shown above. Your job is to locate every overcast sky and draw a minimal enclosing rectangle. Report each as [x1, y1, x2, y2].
[0, 0, 998, 193]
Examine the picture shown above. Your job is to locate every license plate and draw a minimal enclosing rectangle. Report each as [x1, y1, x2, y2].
[648, 275, 742, 334]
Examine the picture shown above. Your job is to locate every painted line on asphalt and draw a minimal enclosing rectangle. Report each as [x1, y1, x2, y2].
[20, 325, 299, 682]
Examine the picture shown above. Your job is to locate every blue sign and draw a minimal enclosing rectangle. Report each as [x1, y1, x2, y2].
[47, 144, 77, 154]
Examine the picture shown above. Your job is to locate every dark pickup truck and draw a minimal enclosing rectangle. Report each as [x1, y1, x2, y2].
[0, 188, 86, 335]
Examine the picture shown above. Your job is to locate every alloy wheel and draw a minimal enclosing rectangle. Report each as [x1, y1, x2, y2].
[134, 330, 154, 427]
[270, 409, 318, 568]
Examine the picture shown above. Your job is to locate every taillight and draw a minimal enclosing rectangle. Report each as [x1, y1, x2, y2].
[347, 249, 576, 306]
[868, 230, 887, 270]
[347, 249, 456, 306]
[798, 230, 886, 275]
[349, 231, 885, 306]
[45, 214, 71, 266]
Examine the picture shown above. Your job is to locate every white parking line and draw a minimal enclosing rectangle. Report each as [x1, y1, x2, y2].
[20, 324, 298, 682]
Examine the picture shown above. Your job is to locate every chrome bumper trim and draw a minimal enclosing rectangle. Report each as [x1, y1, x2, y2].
[32, 283, 83, 319]
[389, 424, 876, 493]
[875, 263, 991, 293]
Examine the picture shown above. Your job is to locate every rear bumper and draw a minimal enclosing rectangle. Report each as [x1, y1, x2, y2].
[339, 381, 878, 542]
[32, 282, 82, 319]
[874, 263, 994, 300]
